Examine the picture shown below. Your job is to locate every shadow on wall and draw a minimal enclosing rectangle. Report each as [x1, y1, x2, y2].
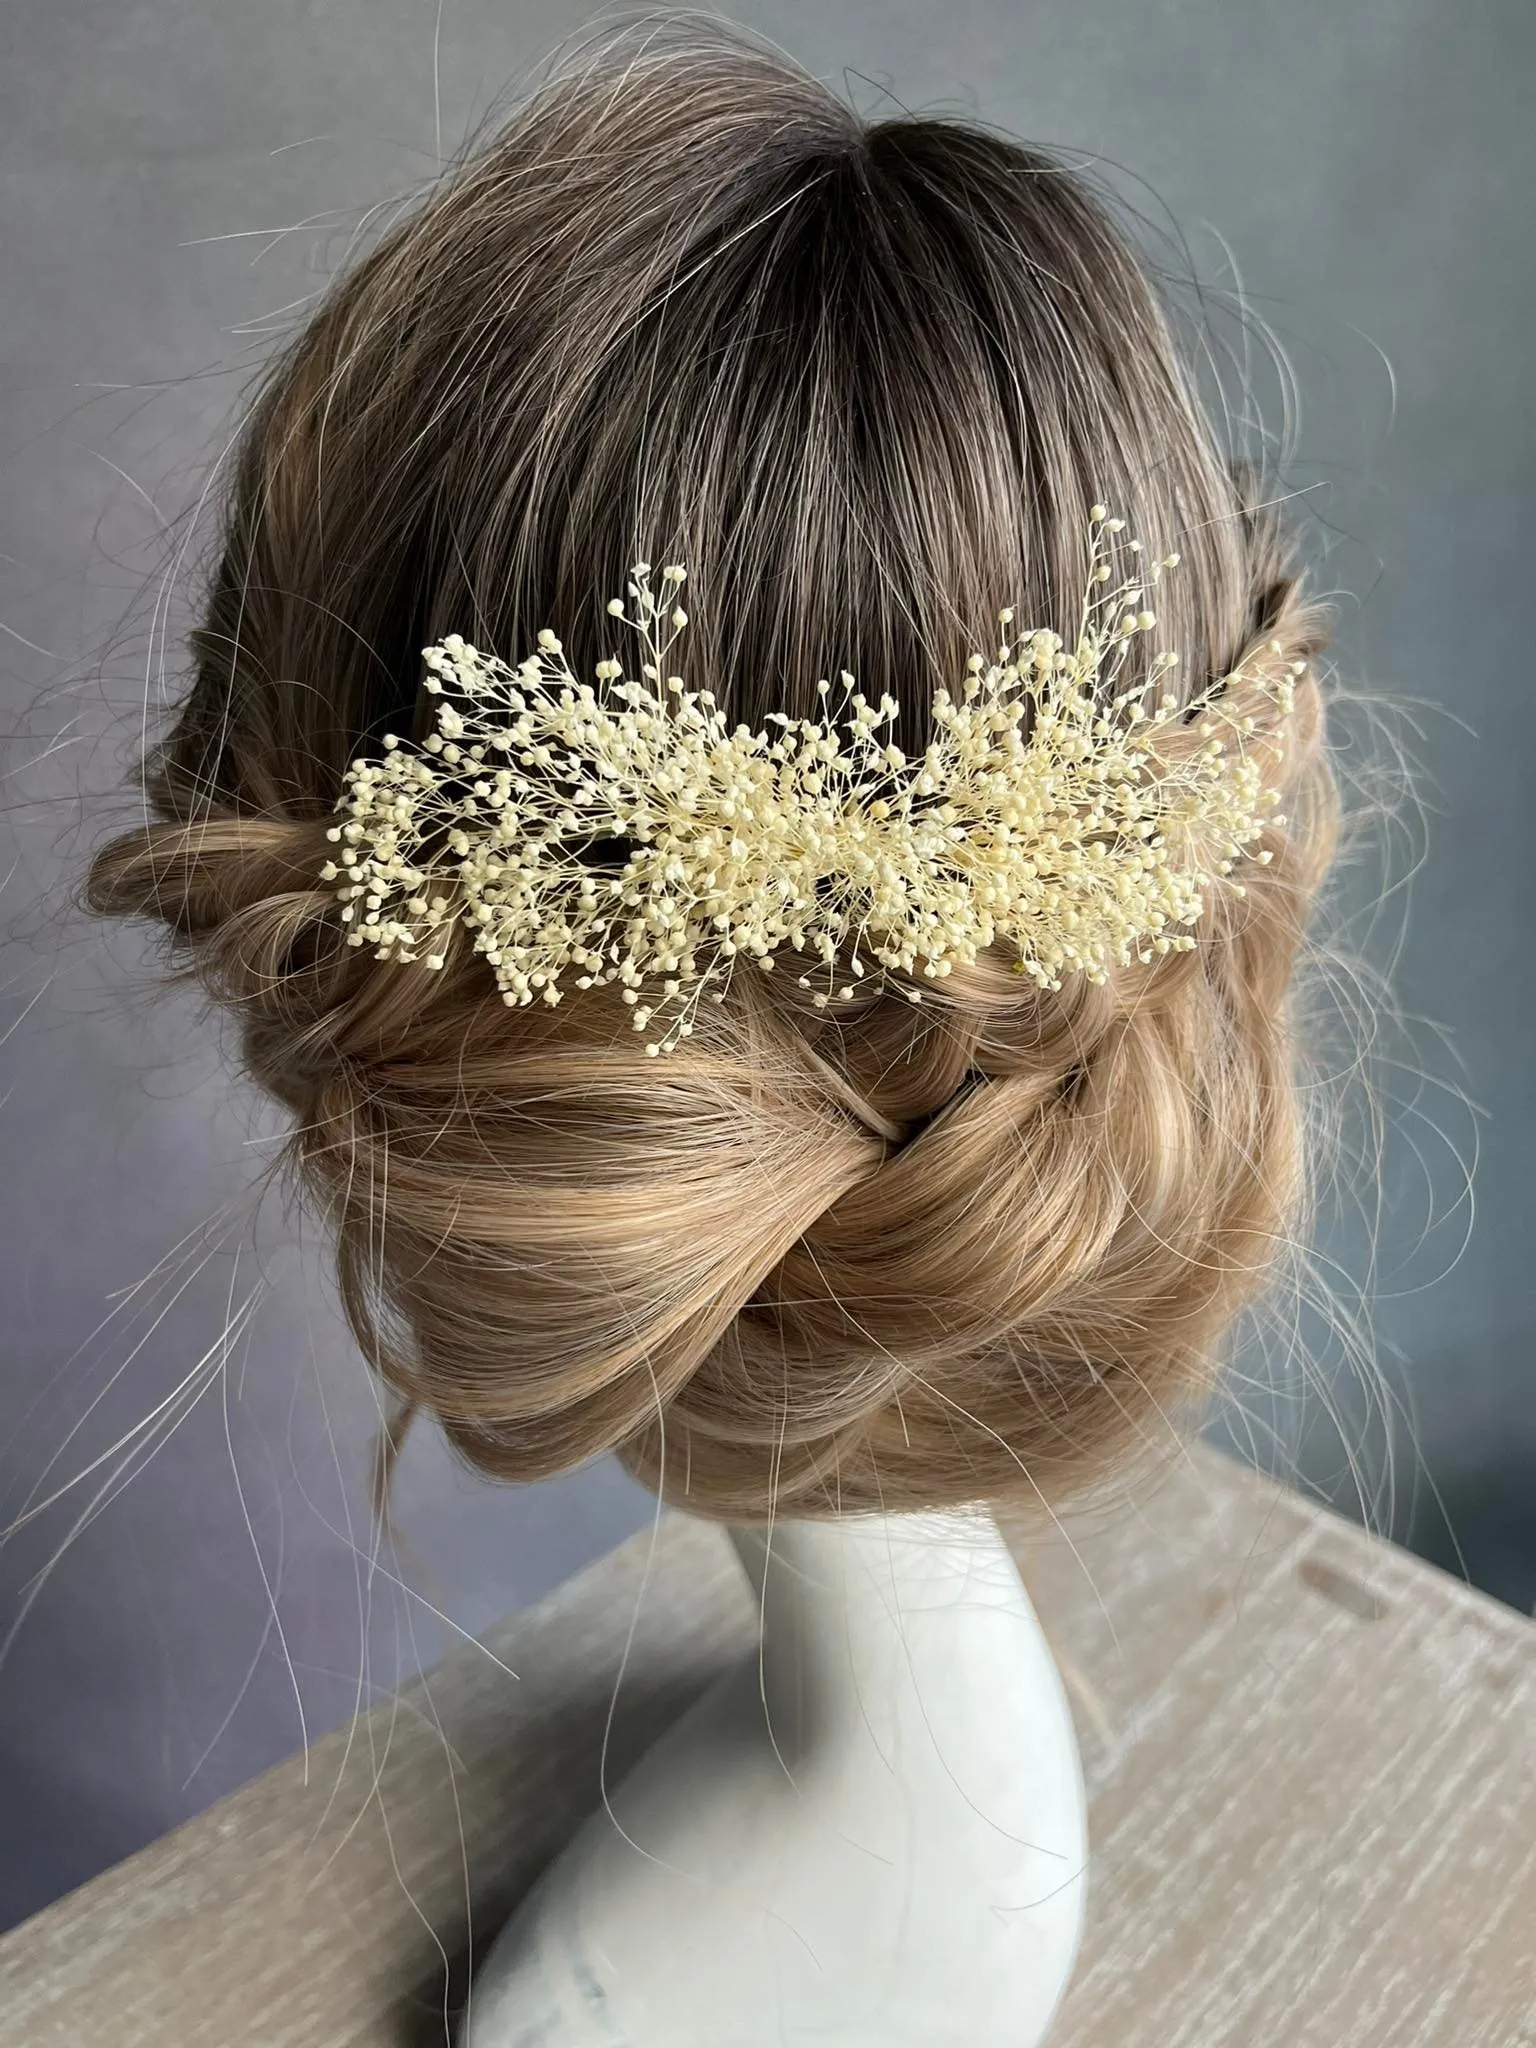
[1403, 1459, 1536, 1617]
[0, 1743, 154, 1931]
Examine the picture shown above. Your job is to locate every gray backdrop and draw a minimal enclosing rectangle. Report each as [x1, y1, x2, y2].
[2, 0, 1531, 1931]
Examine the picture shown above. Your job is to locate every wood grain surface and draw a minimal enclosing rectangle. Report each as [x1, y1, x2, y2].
[1, 1444, 1532, 2047]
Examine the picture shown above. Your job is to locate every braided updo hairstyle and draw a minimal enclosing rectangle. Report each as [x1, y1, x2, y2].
[88, 27, 1336, 1522]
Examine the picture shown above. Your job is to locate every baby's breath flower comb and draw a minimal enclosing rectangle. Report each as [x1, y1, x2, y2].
[324, 508, 1302, 1053]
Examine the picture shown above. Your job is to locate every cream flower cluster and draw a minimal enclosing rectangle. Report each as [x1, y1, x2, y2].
[324, 509, 1299, 1052]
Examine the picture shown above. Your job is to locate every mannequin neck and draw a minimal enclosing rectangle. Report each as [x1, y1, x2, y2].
[725, 1508, 1034, 1758]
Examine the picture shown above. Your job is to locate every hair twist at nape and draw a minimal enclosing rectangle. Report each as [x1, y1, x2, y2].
[84, 23, 1340, 1524]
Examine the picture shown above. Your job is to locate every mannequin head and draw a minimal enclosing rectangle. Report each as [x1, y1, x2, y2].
[88, 29, 1335, 1521]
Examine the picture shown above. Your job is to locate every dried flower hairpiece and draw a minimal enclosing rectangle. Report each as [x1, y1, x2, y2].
[324, 508, 1301, 1053]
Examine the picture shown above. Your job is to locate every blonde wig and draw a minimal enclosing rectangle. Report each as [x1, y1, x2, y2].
[87, 27, 1337, 1523]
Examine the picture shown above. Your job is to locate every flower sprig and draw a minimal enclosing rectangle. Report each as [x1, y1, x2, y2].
[323, 509, 1301, 1052]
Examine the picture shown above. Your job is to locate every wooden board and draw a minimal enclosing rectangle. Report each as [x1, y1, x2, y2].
[1, 1444, 1532, 2047]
